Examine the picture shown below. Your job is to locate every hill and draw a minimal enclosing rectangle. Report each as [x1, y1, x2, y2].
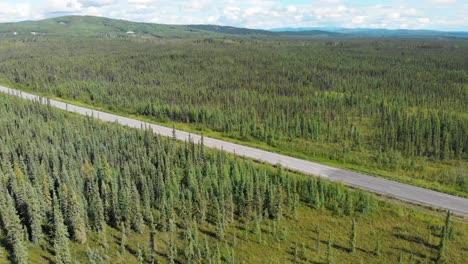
[0, 16, 344, 39]
[271, 27, 468, 38]
[186, 24, 277, 36]
[0, 16, 223, 38]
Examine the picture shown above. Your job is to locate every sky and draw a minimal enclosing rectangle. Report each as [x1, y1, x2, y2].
[0, 0, 466, 31]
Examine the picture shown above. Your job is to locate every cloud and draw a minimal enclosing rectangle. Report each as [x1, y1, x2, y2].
[78, 0, 118, 7]
[0, 0, 467, 31]
[43, 0, 82, 13]
[0, 2, 39, 22]
[431, 0, 457, 3]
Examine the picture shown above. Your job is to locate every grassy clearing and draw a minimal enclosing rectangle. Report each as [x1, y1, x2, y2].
[1, 198, 465, 263]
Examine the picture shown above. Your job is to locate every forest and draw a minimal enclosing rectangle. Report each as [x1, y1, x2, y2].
[0, 36, 466, 196]
[0, 93, 467, 264]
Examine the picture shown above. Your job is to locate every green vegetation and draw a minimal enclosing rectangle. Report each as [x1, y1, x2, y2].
[0, 31, 466, 196]
[0, 16, 467, 263]
[0, 94, 467, 264]
[0, 16, 224, 38]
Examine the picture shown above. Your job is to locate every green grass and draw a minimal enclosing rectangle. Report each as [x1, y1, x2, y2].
[1, 78, 466, 199]
[3, 196, 466, 263]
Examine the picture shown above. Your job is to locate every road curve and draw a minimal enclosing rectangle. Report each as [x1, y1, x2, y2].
[1, 85, 467, 215]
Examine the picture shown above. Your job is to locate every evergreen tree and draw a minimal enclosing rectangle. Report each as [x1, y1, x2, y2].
[149, 224, 158, 264]
[437, 226, 448, 263]
[0, 193, 28, 264]
[67, 190, 87, 244]
[375, 240, 381, 257]
[398, 252, 404, 264]
[316, 225, 321, 252]
[137, 243, 144, 264]
[350, 218, 357, 253]
[120, 223, 127, 254]
[327, 232, 333, 264]
[53, 194, 72, 264]
[26, 185, 43, 244]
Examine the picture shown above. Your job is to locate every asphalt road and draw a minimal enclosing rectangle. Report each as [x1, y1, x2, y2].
[1, 85, 467, 215]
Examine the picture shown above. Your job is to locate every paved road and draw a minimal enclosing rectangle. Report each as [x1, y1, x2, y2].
[1, 85, 467, 215]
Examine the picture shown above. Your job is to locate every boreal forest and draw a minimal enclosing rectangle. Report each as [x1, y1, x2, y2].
[0, 16, 467, 264]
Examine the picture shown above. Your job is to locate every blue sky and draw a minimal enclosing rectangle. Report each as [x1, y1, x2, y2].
[0, 0, 466, 31]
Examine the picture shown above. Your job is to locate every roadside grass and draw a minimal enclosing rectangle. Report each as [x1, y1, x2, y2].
[1, 79, 466, 199]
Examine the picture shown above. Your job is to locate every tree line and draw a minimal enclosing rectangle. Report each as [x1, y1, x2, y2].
[0, 37, 465, 194]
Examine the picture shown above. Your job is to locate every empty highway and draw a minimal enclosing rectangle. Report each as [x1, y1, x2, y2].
[1, 84, 467, 215]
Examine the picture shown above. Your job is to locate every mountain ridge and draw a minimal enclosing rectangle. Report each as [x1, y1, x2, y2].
[1, 15, 467, 39]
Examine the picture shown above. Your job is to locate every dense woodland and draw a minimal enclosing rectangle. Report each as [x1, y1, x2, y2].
[0, 37, 466, 195]
[0, 94, 467, 264]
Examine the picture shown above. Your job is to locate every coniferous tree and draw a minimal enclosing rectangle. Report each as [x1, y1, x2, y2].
[398, 252, 404, 264]
[120, 223, 127, 254]
[130, 184, 145, 233]
[137, 243, 144, 264]
[149, 224, 158, 264]
[314, 225, 321, 253]
[350, 218, 357, 253]
[437, 226, 448, 264]
[84, 162, 106, 233]
[375, 240, 382, 257]
[67, 190, 87, 244]
[0, 192, 28, 264]
[26, 185, 43, 244]
[53, 194, 72, 264]
[327, 232, 333, 264]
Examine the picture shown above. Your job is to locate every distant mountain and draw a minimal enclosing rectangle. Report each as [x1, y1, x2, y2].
[187, 25, 342, 38]
[271, 27, 468, 38]
[0, 16, 224, 38]
[186, 25, 277, 36]
[277, 30, 344, 37]
[271, 27, 342, 32]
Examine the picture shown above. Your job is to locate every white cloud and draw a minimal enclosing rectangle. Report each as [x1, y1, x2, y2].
[78, 0, 117, 7]
[418, 17, 430, 24]
[0, 2, 39, 22]
[352, 16, 366, 25]
[44, 0, 82, 13]
[431, 0, 457, 3]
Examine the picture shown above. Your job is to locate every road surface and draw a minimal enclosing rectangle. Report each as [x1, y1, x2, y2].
[1, 85, 467, 215]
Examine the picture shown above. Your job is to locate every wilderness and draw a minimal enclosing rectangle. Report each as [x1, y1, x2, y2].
[0, 15, 467, 264]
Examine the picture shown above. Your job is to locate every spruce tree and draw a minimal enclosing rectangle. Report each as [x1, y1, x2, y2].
[316, 225, 321, 252]
[327, 232, 333, 264]
[149, 224, 158, 264]
[0, 193, 28, 264]
[350, 218, 357, 253]
[375, 240, 381, 257]
[53, 194, 72, 264]
[120, 222, 127, 254]
[437, 226, 448, 263]
[26, 185, 43, 244]
[137, 243, 144, 264]
[68, 190, 87, 244]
